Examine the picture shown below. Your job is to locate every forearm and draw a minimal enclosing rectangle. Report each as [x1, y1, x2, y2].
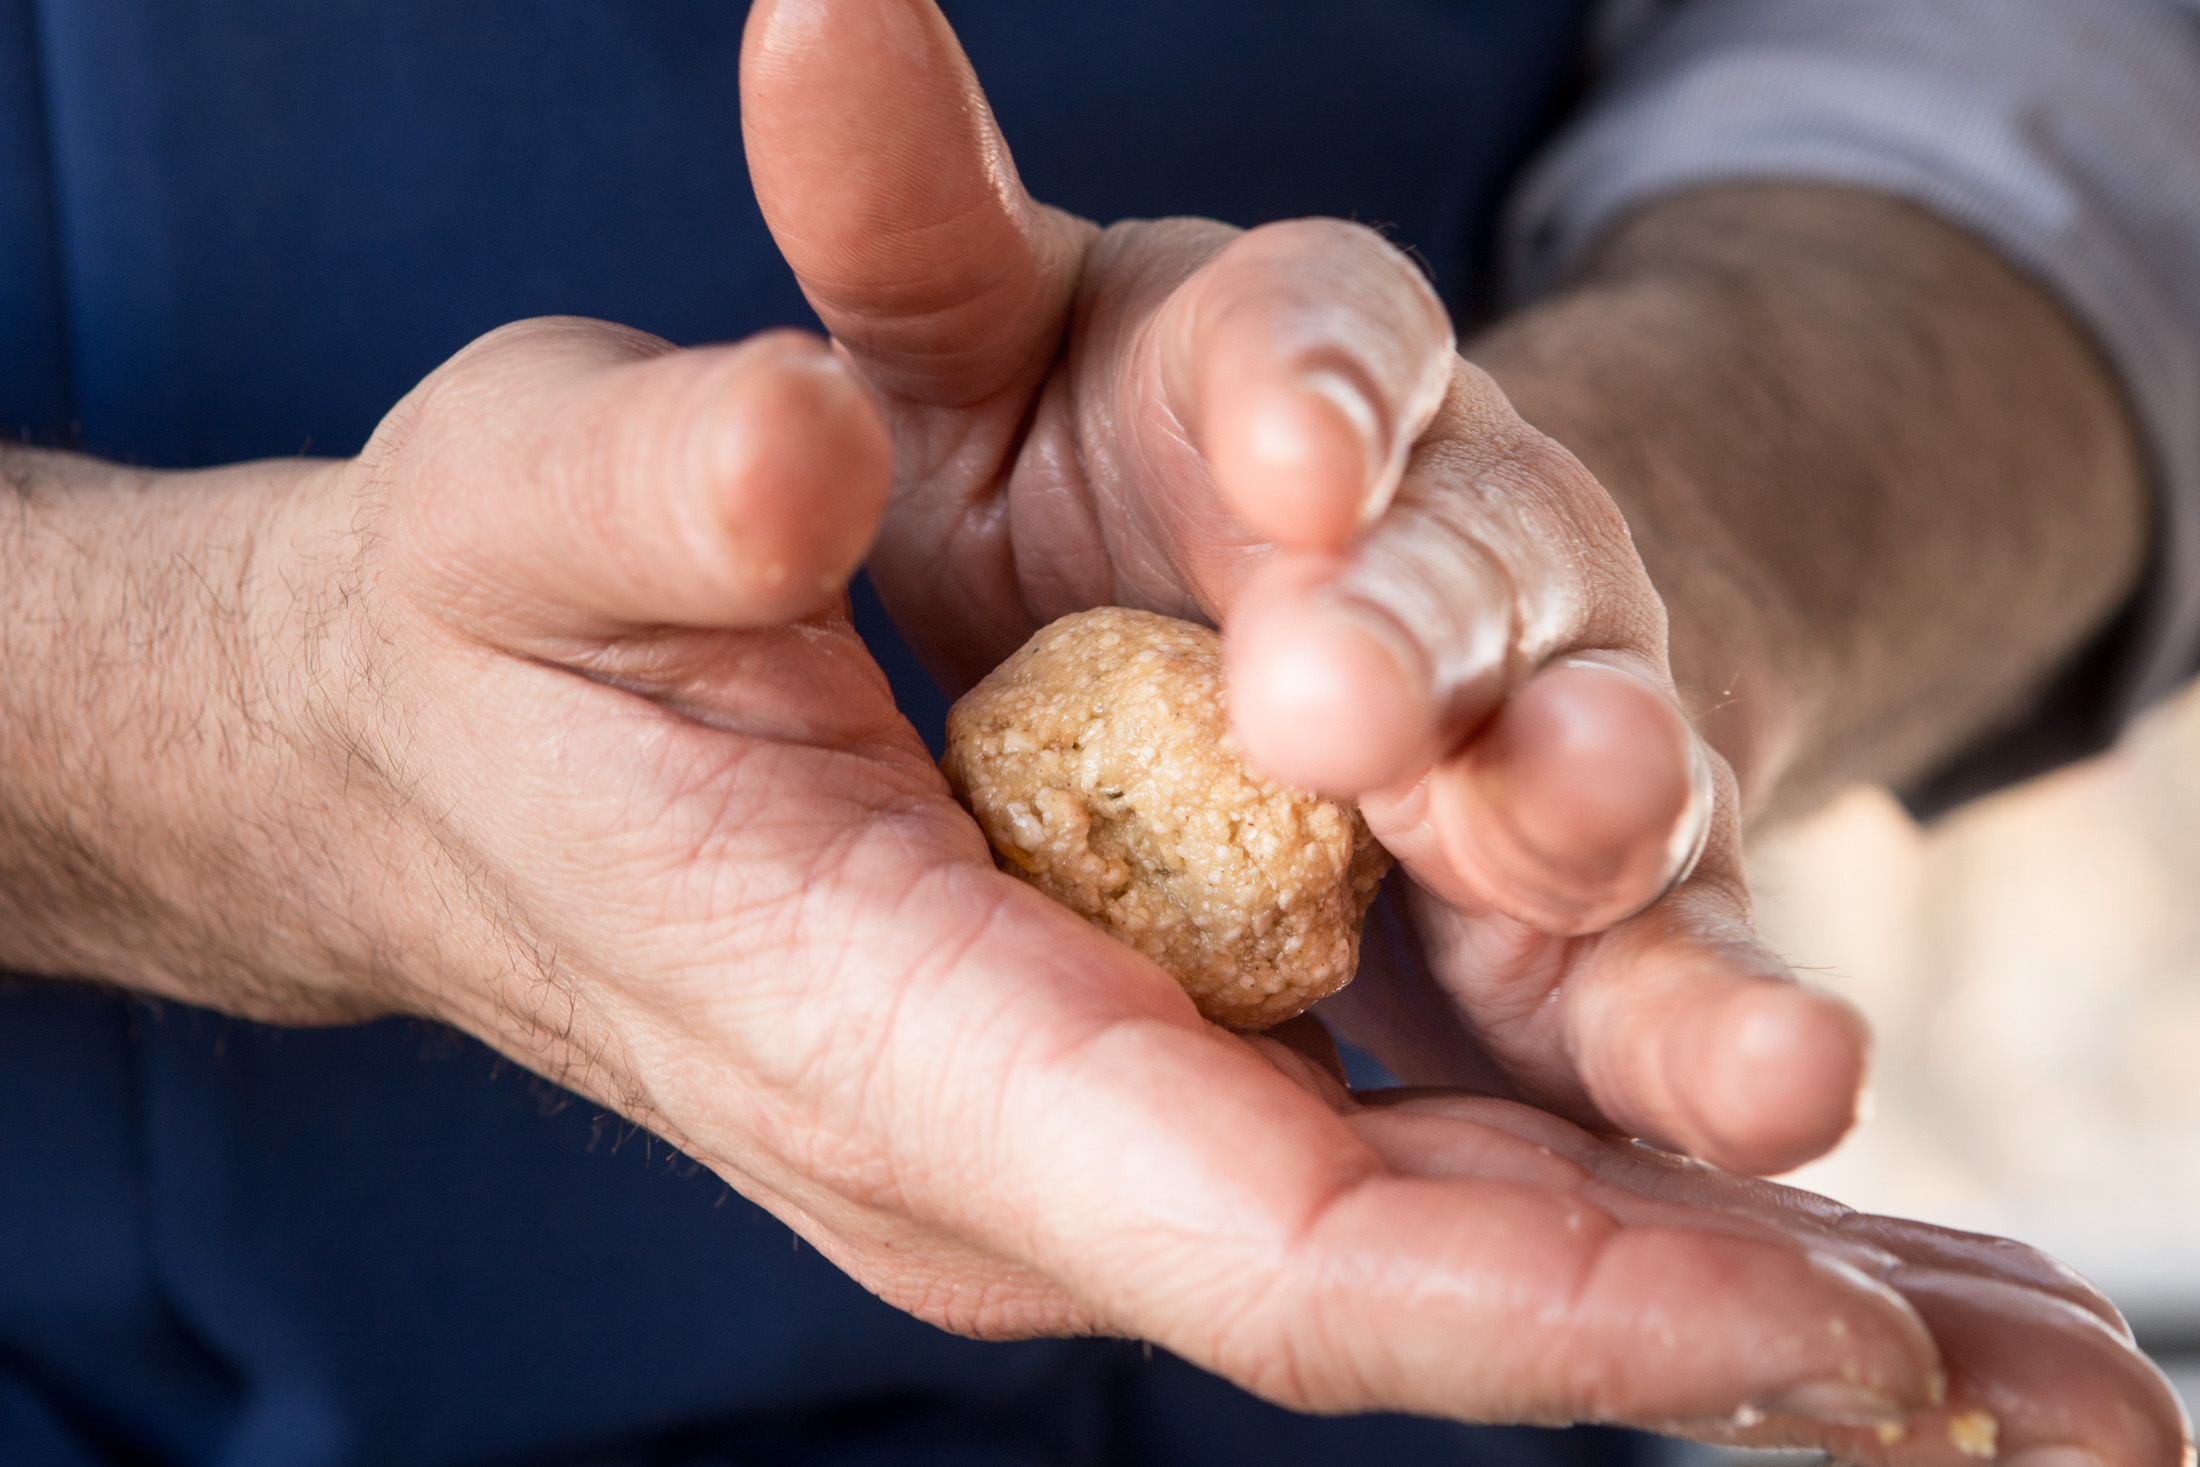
[0, 446, 385, 1017]
[1474, 183, 2149, 822]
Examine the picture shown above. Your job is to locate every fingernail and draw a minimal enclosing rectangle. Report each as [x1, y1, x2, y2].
[1749, 1379, 1907, 1427]
[1555, 655, 1712, 899]
[1294, 368, 1389, 523]
[1663, 729, 1714, 891]
[2003, 1448, 2106, 1467]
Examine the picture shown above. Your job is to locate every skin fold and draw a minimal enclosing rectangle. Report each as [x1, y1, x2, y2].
[0, 0, 2185, 1462]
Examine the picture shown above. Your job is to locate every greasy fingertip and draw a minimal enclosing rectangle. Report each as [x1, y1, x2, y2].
[1226, 560, 1436, 795]
[1669, 979, 1870, 1175]
[1883, 1272, 2192, 1467]
[1432, 660, 1705, 933]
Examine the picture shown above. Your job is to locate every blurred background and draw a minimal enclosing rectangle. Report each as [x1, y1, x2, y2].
[1737, 677, 2200, 1426]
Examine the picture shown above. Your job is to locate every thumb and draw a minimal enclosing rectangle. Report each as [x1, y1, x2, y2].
[371, 317, 893, 641]
[741, 0, 1091, 407]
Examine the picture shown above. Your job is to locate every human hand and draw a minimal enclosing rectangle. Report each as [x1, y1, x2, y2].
[2, 205, 2178, 1467]
[1346, 1084, 2190, 1467]
[742, 0, 1860, 1176]
[2, 1, 2181, 1453]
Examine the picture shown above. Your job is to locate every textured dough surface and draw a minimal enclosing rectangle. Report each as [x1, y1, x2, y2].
[943, 606, 1392, 1029]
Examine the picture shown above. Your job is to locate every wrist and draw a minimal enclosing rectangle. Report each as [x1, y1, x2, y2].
[1462, 362, 1831, 819]
[0, 448, 399, 1018]
[1471, 185, 2146, 824]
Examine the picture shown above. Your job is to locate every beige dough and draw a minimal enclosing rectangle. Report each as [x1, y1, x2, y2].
[942, 606, 1392, 1029]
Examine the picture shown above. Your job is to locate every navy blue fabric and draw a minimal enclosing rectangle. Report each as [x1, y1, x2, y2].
[0, 0, 67, 440]
[0, 2, 1620, 1462]
[3, 0, 1588, 465]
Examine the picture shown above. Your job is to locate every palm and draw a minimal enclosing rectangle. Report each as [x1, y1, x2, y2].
[349, 453, 2180, 1452]
[273, 2, 2188, 1457]
[745, 4, 1835, 1171]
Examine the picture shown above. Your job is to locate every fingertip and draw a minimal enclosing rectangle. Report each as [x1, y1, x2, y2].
[1226, 560, 1436, 795]
[1430, 659, 1704, 933]
[704, 335, 894, 621]
[1673, 979, 1870, 1175]
[742, 0, 1072, 406]
[391, 318, 895, 643]
[1166, 219, 1454, 553]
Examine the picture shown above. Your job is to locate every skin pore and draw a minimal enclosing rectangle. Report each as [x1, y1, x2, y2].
[0, 0, 2184, 1459]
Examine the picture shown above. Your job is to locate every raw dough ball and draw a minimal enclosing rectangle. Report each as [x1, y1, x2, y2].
[943, 606, 1392, 1029]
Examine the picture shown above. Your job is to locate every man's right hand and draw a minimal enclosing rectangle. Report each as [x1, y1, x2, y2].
[0, 311, 2184, 1464]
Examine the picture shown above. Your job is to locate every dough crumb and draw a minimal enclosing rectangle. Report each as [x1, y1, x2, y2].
[1947, 1410, 1998, 1459]
[943, 607, 1392, 1029]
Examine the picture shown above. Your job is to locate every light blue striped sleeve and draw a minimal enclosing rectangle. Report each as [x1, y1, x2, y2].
[1504, 0, 2200, 812]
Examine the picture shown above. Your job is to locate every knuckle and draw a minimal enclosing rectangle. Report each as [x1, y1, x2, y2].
[1219, 218, 1442, 320]
[444, 314, 671, 383]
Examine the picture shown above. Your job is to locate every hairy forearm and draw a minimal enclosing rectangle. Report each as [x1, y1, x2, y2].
[1474, 184, 2149, 822]
[0, 447, 390, 1017]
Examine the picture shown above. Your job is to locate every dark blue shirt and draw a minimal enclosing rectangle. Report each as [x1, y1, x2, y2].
[0, 4, 1656, 1464]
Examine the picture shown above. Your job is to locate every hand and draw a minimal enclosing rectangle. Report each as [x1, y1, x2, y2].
[4, 300, 2179, 1464]
[1, 2, 2181, 1456]
[742, 0, 1858, 1175]
[1346, 1083, 2190, 1467]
